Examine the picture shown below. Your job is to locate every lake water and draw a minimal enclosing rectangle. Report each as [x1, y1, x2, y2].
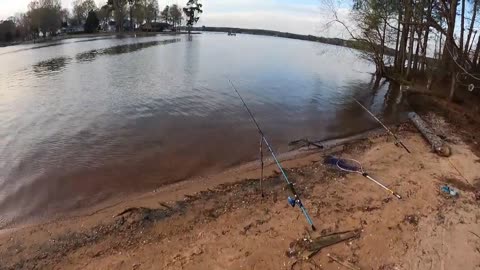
[0, 33, 405, 227]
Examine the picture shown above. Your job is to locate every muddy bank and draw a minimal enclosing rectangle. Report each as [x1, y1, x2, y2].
[0, 114, 479, 269]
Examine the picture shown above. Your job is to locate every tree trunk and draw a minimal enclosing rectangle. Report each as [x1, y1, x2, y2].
[443, 0, 458, 61]
[421, 0, 433, 71]
[373, 73, 382, 89]
[114, 0, 124, 32]
[464, 0, 478, 59]
[421, 27, 430, 72]
[469, 31, 477, 57]
[438, 33, 442, 59]
[449, 71, 456, 101]
[413, 29, 422, 72]
[406, 21, 416, 78]
[445, 0, 458, 100]
[399, 1, 411, 75]
[473, 35, 480, 68]
[394, 5, 402, 69]
[380, 19, 387, 70]
[460, 0, 466, 54]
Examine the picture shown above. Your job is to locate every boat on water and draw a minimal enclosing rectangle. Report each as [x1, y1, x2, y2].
[228, 31, 237, 36]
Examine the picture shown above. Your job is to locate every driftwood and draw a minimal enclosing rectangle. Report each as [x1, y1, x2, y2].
[408, 112, 451, 157]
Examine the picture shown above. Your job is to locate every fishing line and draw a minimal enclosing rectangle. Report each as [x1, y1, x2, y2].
[228, 79, 316, 231]
[447, 158, 471, 185]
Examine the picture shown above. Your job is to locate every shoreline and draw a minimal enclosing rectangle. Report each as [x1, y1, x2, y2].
[0, 127, 386, 232]
[1, 26, 361, 52]
[1, 114, 479, 269]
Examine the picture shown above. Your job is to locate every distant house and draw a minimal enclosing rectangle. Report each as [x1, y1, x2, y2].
[141, 22, 172, 32]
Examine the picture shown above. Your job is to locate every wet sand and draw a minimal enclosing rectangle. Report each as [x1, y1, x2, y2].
[1, 113, 479, 270]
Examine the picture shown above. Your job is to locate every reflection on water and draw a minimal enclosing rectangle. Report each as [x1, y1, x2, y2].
[32, 56, 71, 76]
[0, 34, 170, 57]
[76, 38, 181, 62]
[0, 34, 407, 228]
[28, 38, 181, 77]
[75, 50, 98, 62]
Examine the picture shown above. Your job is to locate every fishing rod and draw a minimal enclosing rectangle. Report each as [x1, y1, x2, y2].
[228, 79, 316, 231]
[353, 98, 411, 154]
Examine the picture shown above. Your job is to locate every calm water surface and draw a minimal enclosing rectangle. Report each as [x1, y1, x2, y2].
[0, 33, 405, 226]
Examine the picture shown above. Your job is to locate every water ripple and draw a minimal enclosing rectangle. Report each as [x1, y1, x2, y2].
[32, 56, 72, 77]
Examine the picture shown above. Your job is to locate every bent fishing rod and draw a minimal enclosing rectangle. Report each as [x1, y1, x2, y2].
[228, 79, 316, 231]
[353, 98, 411, 154]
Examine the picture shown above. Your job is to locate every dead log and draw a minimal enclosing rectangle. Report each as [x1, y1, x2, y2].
[408, 112, 451, 157]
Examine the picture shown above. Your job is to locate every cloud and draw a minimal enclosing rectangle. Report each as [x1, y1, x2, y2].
[200, 10, 353, 38]
[0, 0, 101, 19]
[0, 0, 32, 19]
[198, 0, 354, 38]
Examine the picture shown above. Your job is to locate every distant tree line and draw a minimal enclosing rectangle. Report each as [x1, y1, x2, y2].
[190, 26, 369, 49]
[0, 0, 203, 44]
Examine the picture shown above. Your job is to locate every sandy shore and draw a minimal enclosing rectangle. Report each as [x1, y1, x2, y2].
[0, 113, 479, 270]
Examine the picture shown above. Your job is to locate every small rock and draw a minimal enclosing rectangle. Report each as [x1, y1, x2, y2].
[190, 247, 203, 256]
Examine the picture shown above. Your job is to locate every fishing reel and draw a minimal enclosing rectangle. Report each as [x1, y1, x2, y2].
[287, 196, 303, 208]
[288, 195, 316, 231]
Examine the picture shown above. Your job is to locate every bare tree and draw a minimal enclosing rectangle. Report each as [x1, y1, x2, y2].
[73, 0, 97, 26]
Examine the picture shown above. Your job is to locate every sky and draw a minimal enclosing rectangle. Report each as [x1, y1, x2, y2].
[0, 0, 354, 38]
